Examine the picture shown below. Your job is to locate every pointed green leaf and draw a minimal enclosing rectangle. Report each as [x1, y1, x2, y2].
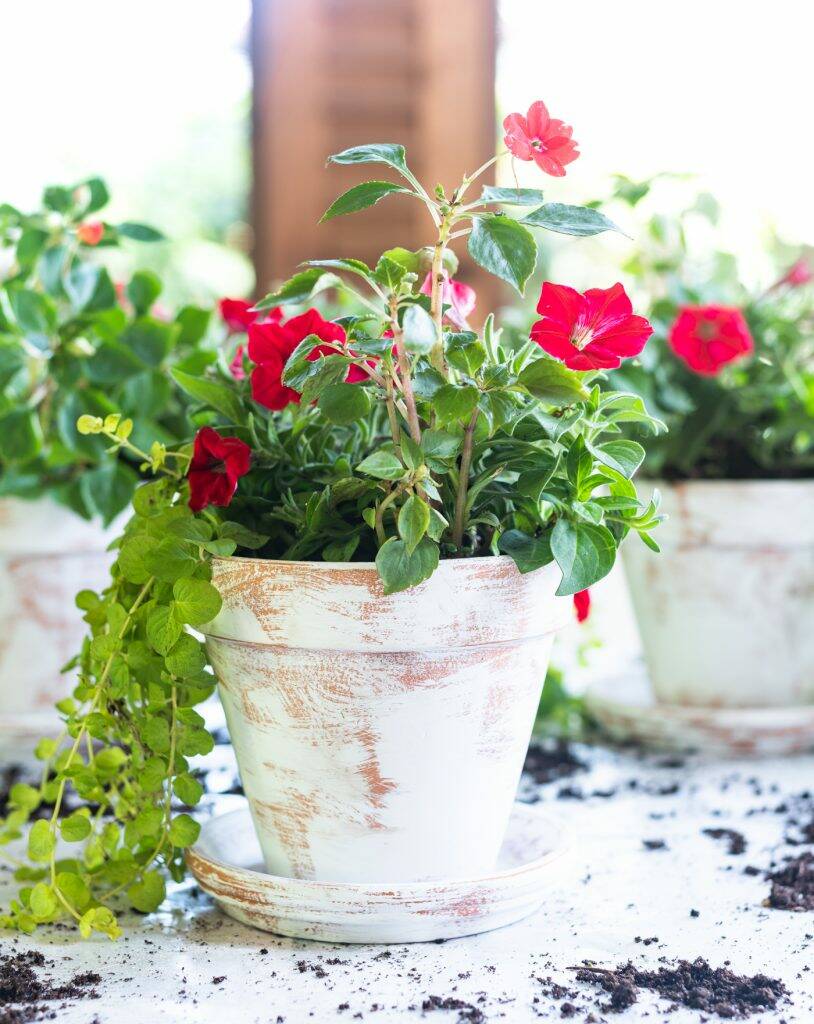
[467, 215, 536, 294]
[521, 203, 623, 237]
[320, 181, 411, 222]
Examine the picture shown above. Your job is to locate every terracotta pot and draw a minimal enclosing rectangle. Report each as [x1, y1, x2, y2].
[203, 555, 570, 884]
[623, 480, 814, 708]
[0, 497, 115, 722]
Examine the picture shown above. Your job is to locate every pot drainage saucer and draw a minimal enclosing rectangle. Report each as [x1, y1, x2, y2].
[187, 801, 568, 943]
[585, 666, 814, 757]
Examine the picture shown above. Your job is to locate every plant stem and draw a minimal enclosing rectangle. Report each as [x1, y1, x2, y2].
[429, 216, 453, 374]
[389, 296, 421, 444]
[452, 408, 479, 550]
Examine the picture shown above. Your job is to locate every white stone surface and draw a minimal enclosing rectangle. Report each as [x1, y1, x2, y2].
[2, 742, 813, 1022]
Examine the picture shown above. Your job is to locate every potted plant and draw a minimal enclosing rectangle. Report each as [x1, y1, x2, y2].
[0, 101, 661, 937]
[608, 180, 814, 707]
[0, 181, 214, 725]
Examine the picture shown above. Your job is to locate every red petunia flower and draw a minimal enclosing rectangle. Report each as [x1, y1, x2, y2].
[776, 258, 813, 289]
[219, 298, 283, 334]
[187, 427, 251, 513]
[502, 101, 579, 177]
[77, 221, 104, 246]
[248, 308, 352, 411]
[530, 282, 652, 371]
[668, 306, 754, 376]
[573, 589, 591, 623]
[419, 271, 477, 329]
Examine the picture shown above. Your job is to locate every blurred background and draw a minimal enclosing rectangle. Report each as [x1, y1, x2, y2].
[1, 0, 810, 687]
[3, 0, 810, 303]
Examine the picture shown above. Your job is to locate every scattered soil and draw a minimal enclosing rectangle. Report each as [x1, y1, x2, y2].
[574, 958, 787, 1018]
[766, 852, 814, 911]
[703, 827, 747, 855]
[522, 742, 587, 786]
[642, 838, 667, 851]
[422, 995, 485, 1023]
[0, 948, 100, 1022]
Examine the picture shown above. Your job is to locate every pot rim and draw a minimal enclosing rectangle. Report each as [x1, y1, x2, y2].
[211, 552, 524, 573]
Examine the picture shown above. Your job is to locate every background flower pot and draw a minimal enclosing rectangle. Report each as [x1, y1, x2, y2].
[623, 480, 814, 708]
[0, 497, 116, 726]
[203, 556, 571, 884]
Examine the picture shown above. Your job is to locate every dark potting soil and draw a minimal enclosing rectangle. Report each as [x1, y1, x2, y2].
[703, 827, 747, 855]
[421, 995, 485, 1023]
[574, 958, 787, 1018]
[522, 741, 587, 786]
[0, 948, 100, 1022]
[766, 851, 814, 911]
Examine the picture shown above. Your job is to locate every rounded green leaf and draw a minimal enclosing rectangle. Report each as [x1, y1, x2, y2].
[397, 495, 431, 555]
[61, 813, 92, 843]
[356, 450, 405, 480]
[172, 578, 222, 626]
[318, 382, 372, 425]
[550, 519, 616, 596]
[168, 813, 201, 849]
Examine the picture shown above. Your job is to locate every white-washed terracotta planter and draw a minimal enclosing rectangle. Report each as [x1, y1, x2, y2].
[0, 497, 115, 721]
[203, 556, 570, 884]
[623, 480, 814, 708]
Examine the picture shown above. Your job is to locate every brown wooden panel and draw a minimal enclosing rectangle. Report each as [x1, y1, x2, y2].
[251, 0, 499, 319]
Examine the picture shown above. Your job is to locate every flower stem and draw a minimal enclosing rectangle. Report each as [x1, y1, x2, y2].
[389, 296, 421, 444]
[452, 408, 479, 550]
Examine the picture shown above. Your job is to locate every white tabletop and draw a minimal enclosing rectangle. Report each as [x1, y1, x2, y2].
[2, 739, 813, 1023]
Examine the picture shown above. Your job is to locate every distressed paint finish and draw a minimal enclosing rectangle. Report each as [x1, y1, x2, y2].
[204, 556, 570, 884]
[0, 498, 115, 723]
[186, 804, 567, 942]
[623, 480, 814, 708]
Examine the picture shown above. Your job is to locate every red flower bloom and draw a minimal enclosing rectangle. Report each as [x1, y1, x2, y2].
[248, 308, 349, 411]
[230, 344, 247, 381]
[776, 258, 813, 289]
[530, 282, 652, 371]
[668, 306, 754, 376]
[419, 271, 477, 329]
[503, 101, 579, 177]
[573, 589, 591, 623]
[77, 221, 104, 246]
[219, 298, 283, 334]
[187, 427, 251, 513]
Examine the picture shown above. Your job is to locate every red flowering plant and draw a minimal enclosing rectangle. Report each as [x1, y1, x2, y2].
[0, 178, 216, 523]
[0, 104, 663, 938]
[603, 178, 814, 478]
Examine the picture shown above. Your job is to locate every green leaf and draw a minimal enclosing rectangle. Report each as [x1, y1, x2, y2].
[61, 814, 92, 842]
[357, 450, 404, 480]
[254, 269, 341, 309]
[498, 529, 554, 573]
[550, 519, 616, 596]
[467, 215, 536, 293]
[421, 429, 461, 460]
[144, 537, 198, 581]
[10, 783, 40, 812]
[320, 181, 411, 222]
[589, 439, 645, 480]
[175, 305, 211, 347]
[116, 221, 165, 242]
[79, 462, 138, 526]
[398, 495, 431, 555]
[375, 536, 439, 595]
[164, 634, 206, 678]
[76, 176, 110, 214]
[521, 203, 622, 237]
[85, 340, 144, 384]
[173, 773, 204, 806]
[118, 535, 159, 585]
[146, 607, 182, 657]
[126, 272, 162, 316]
[402, 304, 436, 353]
[64, 264, 116, 312]
[142, 717, 171, 754]
[28, 820, 55, 863]
[7, 287, 56, 336]
[29, 883, 58, 920]
[445, 331, 485, 376]
[120, 318, 174, 366]
[56, 871, 90, 911]
[327, 143, 408, 174]
[373, 254, 409, 291]
[172, 578, 222, 626]
[127, 870, 166, 913]
[0, 409, 42, 463]
[171, 368, 246, 424]
[480, 186, 546, 206]
[432, 384, 479, 425]
[318, 382, 372, 424]
[168, 813, 201, 849]
[518, 358, 589, 404]
[79, 906, 121, 940]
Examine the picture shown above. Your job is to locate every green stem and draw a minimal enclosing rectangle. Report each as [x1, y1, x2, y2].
[389, 296, 421, 444]
[452, 408, 479, 550]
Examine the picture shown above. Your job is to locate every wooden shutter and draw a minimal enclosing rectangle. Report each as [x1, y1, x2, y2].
[251, 0, 498, 315]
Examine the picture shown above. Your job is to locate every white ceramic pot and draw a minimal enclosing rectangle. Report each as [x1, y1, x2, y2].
[203, 556, 570, 884]
[0, 497, 116, 720]
[623, 480, 814, 708]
